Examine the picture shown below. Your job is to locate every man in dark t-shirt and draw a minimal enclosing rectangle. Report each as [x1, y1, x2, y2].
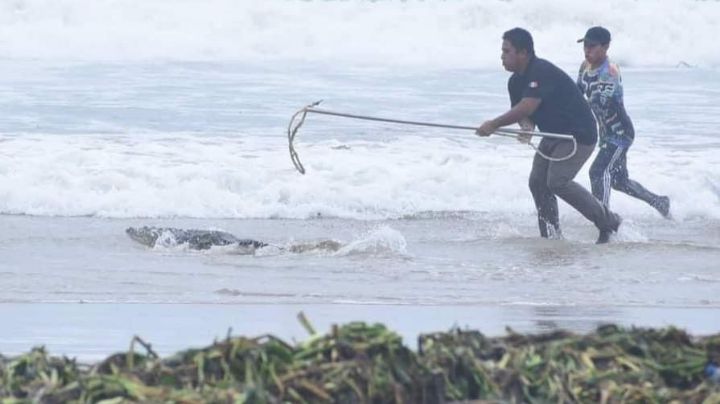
[477, 27, 621, 243]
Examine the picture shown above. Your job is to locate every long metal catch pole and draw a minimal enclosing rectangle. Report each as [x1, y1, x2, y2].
[287, 101, 576, 175]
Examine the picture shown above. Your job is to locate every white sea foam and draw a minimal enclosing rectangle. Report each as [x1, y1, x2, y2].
[335, 225, 408, 256]
[0, 132, 717, 221]
[1, 0, 718, 67]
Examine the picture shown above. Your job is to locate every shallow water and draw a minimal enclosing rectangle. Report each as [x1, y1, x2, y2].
[1, 61, 718, 358]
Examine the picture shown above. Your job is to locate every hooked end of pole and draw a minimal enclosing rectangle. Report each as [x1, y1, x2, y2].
[288, 100, 324, 175]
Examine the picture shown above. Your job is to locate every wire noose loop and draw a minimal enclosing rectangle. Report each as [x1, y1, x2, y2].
[287, 100, 323, 174]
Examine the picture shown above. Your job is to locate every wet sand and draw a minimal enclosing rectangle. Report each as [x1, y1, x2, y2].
[2, 303, 718, 361]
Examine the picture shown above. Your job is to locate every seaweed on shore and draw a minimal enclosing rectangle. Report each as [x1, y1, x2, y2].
[1, 318, 719, 403]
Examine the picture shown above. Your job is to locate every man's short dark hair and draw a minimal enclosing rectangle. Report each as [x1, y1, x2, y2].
[503, 28, 535, 56]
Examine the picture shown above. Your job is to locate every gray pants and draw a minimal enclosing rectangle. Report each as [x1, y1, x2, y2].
[529, 138, 610, 237]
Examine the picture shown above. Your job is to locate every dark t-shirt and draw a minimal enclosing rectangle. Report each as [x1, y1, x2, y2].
[509, 56, 598, 145]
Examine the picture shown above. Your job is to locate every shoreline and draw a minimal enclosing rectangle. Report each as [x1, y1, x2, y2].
[3, 303, 719, 361]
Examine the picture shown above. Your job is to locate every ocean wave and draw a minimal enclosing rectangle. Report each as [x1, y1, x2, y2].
[1, 0, 718, 67]
[1, 133, 717, 220]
